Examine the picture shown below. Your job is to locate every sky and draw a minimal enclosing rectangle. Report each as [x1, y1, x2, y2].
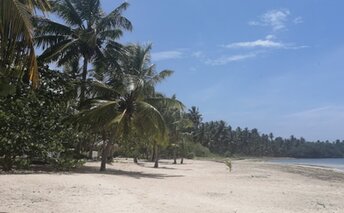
[100, 0, 344, 141]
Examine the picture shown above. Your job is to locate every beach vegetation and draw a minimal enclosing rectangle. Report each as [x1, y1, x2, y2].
[1, 0, 344, 172]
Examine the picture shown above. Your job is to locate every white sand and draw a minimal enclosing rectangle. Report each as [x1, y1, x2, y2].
[1, 159, 344, 213]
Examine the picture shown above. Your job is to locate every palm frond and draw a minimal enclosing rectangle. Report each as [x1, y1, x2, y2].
[74, 0, 101, 23]
[145, 97, 185, 111]
[134, 101, 167, 142]
[0, 0, 40, 87]
[99, 29, 123, 41]
[34, 17, 72, 36]
[98, 2, 132, 31]
[149, 69, 174, 85]
[73, 99, 119, 129]
[38, 38, 78, 62]
[26, 0, 51, 12]
[51, 0, 84, 28]
[88, 80, 121, 98]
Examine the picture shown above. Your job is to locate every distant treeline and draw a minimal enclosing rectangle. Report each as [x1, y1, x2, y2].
[194, 120, 344, 158]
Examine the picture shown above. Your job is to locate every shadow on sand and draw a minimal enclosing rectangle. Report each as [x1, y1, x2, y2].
[74, 165, 184, 179]
[1, 163, 185, 179]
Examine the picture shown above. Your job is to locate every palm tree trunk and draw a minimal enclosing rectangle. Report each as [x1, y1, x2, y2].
[80, 58, 88, 104]
[173, 147, 177, 164]
[88, 133, 97, 159]
[133, 157, 138, 163]
[100, 142, 112, 171]
[150, 142, 156, 162]
[180, 157, 184, 164]
[107, 143, 114, 163]
[100, 132, 109, 171]
[154, 145, 159, 168]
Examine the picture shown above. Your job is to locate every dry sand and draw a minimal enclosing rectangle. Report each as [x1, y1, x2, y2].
[1, 159, 344, 213]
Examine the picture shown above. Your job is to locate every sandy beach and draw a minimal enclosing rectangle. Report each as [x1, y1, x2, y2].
[1, 159, 344, 213]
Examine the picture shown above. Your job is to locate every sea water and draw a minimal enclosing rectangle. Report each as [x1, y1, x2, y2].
[270, 158, 344, 171]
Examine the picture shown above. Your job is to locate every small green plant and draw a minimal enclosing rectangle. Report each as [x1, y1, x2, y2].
[224, 159, 232, 172]
[15, 158, 31, 170]
[186, 152, 195, 159]
[49, 158, 85, 171]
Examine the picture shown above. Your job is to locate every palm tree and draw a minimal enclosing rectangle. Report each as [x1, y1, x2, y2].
[162, 106, 192, 164]
[76, 77, 183, 171]
[187, 106, 202, 129]
[186, 106, 203, 144]
[0, 0, 50, 93]
[34, 0, 132, 102]
[74, 43, 183, 171]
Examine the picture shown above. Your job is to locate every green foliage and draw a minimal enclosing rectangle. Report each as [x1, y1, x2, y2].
[49, 157, 85, 171]
[192, 118, 344, 158]
[185, 142, 212, 157]
[0, 67, 79, 171]
[186, 152, 195, 159]
[14, 158, 31, 170]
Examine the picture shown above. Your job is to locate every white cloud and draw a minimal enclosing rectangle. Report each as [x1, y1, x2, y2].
[223, 35, 308, 50]
[225, 39, 284, 49]
[206, 52, 257, 66]
[192, 51, 204, 58]
[249, 9, 291, 31]
[293, 16, 303, 24]
[265, 34, 276, 40]
[151, 51, 183, 61]
[287, 106, 344, 119]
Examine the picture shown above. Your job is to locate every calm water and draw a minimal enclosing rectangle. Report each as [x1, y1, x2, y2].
[270, 158, 344, 171]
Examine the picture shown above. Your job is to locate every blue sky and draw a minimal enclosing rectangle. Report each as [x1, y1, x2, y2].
[101, 0, 344, 141]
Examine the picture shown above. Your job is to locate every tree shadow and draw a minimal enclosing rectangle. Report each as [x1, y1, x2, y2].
[74, 165, 184, 179]
[0, 160, 189, 179]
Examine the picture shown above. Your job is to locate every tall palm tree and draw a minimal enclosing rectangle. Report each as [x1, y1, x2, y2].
[0, 0, 50, 93]
[159, 97, 191, 164]
[186, 106, 203, 144]
[35, 0, 132, 102]
[76, 77, 183, 171]
[75, 43, 183, 171]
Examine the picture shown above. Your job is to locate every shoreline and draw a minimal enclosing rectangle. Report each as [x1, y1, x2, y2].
[1, 159, 344, 212]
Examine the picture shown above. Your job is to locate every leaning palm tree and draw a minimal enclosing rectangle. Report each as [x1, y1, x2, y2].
[0, 0, 50, 94]
[76, 77, 183, 171]
[74, 43, 183, 171]
[34, 0, 132, 102]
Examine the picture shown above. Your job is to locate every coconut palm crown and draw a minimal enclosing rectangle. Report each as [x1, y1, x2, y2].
[34, 0, 132, 102]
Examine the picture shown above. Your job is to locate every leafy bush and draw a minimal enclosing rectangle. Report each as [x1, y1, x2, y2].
[186, 152, 195, 159]
[0, 68, 80, 171]
[14, 158, 31, 170]
[185, 142, 212, 157]
[49, 157, 85, 171]
[224, 151, 233, 157]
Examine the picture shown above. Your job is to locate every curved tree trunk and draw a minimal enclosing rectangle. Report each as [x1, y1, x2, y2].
[154, 145, 159, 168]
